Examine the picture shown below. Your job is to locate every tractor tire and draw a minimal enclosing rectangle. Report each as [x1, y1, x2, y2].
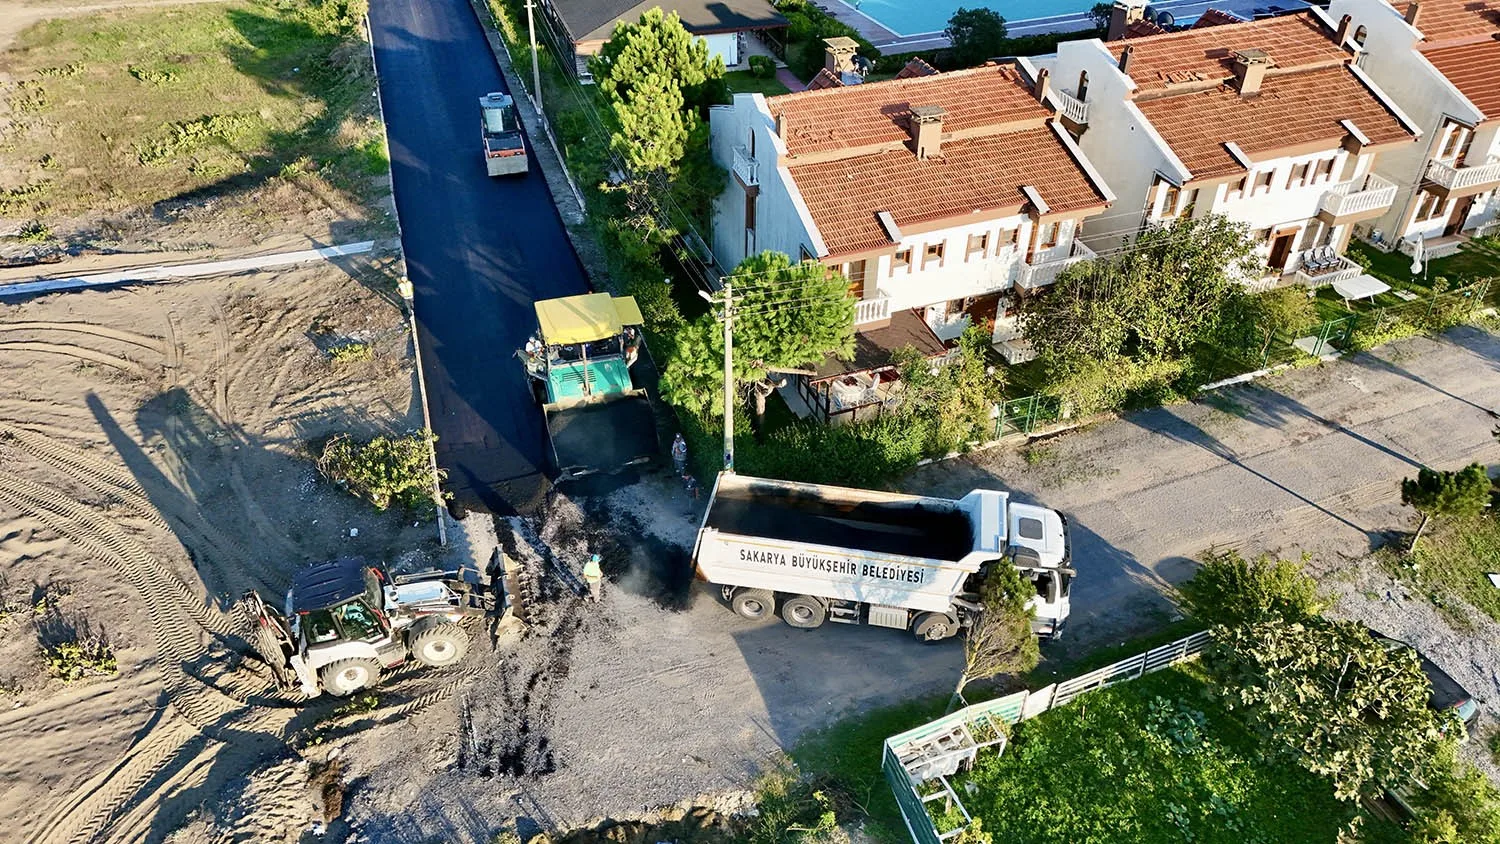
[409, 621, 470, 667]
[913, 612, 958, 643]
[781, 595, 826, 630]
[730, 588, 775, 621]
[319, 658, 382, 697]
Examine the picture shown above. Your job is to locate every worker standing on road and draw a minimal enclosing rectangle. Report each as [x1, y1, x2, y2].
[582, 553, 604, 603]
[671, 433, 688, 476]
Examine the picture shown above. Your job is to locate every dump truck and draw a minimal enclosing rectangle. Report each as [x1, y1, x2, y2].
[691, 474, 1073, 641]
[248, 557, 498, 698]
[520, 292, 659, 479]
[480, 91, 527, 176]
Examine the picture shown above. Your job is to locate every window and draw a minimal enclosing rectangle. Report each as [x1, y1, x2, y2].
[996, 227, 1017, 248]
[1018, 516, 1044, 540]
[1415, 190, 1445, 221]
[1255, 170, 1274, 193]
[1353, 24, 1368, 46]
[966, 232, 988, 259]
[1315, 157, 1336, 181]
[305, 610, 339, 644]
[1231, 175, 1249, 197]
[1036, 222, 1060, 248]
[1161, 184, 1181, 217]
[1252, 227, 1271, 242]
[1287, 162, 1310, 188]
[1076, 70, 1089, 101]
[335, 601, 384, 640]
[891, 248, 912, 275]
[1033, 571, 1056, 601]
[743, 192, 756, 231]
[1182, 188, 1199, 215]
[1438, 125, 1467, 160]
[924, 241, 945, 266]
[800, 245, 815, 263]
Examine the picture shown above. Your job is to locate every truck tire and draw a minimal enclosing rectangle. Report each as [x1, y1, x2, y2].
[730, 588, 775, 621]
[409, 621, 470, 667]
[319, 657, 382, 696]
[913, 612, 958, 642]
[781, 595, 826, 629]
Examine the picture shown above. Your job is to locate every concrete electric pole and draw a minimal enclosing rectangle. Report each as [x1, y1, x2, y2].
[700, 282, 735, 473]
[524, 0, 543, 116]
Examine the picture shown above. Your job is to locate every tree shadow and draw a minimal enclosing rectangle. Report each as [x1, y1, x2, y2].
[1342, 325, 1500, 418]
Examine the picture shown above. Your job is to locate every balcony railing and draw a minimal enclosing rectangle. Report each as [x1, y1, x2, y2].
[1052, 88, 1089, 124]
[854, 291, 892, 325]
[1398, 234, 1465, 260]
[1424, 155, 1500, 192]
[1017, 241, 1097, 290]
[1319, 172, 1397, 218]
[1292, 253, 1362, 287]
[732, 144, 758, 187]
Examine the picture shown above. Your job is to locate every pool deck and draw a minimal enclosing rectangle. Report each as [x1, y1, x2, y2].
[817, 0, 1305, 52]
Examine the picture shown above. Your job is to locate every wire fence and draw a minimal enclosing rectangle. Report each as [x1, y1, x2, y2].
[883, 630, 1212, 843]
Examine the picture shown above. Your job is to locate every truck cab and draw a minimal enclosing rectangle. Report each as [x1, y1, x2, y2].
[1007, 503, 1072, 638]
[480, 92, 527, 176]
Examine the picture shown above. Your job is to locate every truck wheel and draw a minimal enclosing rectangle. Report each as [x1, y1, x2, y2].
[409, 621, 471, 667]
[913, 612, 957, 642]
[319, 658, 382, 697]
[781, 595, 826, 629]
[730, 588, 775, 621]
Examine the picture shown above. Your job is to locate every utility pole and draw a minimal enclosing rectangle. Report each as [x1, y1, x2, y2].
[524, 0, 543, 116]
[700, 282, 735, 473]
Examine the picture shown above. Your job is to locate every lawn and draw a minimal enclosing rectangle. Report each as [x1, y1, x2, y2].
[1408, 513, 1500, 625]
[724, 69, 791, 97]
[947, 666, 1405, 843]
[0, 0, 384, 222]
[1349, 237, 1500, 292]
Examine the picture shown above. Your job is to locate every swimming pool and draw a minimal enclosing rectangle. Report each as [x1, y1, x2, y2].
[846, 0, 1086, 35]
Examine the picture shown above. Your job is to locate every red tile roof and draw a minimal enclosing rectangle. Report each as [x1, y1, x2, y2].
[766, 63, 1049, 157]
[1422, 37, 1500, 119]
[788, 126, 1108, 255]
[1124, 18, 1169, 38]
[1135, 65, 1415, 178]
[1401, 0, 1500, 43]
[1191, 8, 1245, 28]
[805, 68, 843, 91]
[1109, 12, 1346, 91]
[895, 57, 940, 79]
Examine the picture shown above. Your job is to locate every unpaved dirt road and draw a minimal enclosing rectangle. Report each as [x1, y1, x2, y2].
[321, 326, 1500, 842]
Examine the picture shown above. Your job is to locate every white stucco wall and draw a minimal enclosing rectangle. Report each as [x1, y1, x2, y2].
[699, 32, 738, 68]
[707, 95, 820, 276]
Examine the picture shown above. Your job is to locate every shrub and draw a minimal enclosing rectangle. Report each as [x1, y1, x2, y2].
[778, 1, 878, 80]
[15, 220, 52, 243]
[748, 54, 776, 79]
[1041, 355, 1185, 417]
[1177, 549, 1323, 627]
[45, 636, 118, 681]
[1345, 312, 1421, 352]
[318, 430, 444, 511]
[328, 341, 373, 363]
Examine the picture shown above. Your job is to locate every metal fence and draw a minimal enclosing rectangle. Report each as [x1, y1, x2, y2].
[883, 630, 1212, 843]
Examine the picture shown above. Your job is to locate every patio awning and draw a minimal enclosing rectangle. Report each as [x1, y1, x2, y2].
[1332, 274, 1390, 302]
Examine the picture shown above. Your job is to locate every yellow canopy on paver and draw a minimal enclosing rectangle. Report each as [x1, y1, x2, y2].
[533, 293, 644, 344]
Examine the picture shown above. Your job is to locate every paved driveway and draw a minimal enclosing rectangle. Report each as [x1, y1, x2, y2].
[368, 0, 589, 514]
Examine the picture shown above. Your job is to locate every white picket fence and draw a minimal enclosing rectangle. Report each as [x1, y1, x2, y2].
[883, 629, 1212, 844]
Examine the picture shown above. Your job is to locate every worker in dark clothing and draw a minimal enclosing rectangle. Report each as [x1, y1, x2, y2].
[671, 433, 688, 477]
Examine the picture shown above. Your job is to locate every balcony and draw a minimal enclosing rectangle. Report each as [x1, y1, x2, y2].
[732, 144, 758, 189]
[854, 291, 892, 325]
[1398, 234, 1466, 261]
[1423, 155, 1500, 196]
[1291, 250, 1362, 287]
[1317, 173, 1397, 223]
[1017, 241, 1097, 290]
[1052, 88, 1089, 125]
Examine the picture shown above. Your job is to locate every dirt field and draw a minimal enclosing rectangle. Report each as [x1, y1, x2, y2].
[0, 253, 457, 842]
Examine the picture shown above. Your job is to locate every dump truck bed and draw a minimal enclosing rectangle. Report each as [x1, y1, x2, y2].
[704, 476, 973, 562]
[546, 393, 659, 477]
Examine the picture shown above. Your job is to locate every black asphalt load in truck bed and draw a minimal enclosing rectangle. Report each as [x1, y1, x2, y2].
[547, 395, 660, 476]
[706, 480, 973, 561]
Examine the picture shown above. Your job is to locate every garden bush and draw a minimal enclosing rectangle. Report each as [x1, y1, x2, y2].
[776, 0, 878, 80]
[318, 430, 443, 511]
[748, 54, 776, 79]
[45, 636, 118, 681]
[1176, 549, 1323, 627]
[1041, 355, 1185, 417]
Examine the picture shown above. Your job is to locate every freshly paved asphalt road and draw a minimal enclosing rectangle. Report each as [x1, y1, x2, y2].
[368, 0, 588, 514]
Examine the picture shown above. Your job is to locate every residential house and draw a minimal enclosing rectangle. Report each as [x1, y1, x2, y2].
[707, 45, 1114, 422]
[1050, 7, 1421, 287]
[539, 0, 787, 79]
[1327, 0, 1500, 258]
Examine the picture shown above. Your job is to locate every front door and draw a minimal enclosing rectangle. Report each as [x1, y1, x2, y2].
[1445, 196, 1474, 237]
[1268, 232, 1296, 272]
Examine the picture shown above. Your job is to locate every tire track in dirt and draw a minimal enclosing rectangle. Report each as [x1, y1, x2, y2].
[1, 423, 176, 535]
[0, 341, 141, 374]
[0, 321, 165, 351]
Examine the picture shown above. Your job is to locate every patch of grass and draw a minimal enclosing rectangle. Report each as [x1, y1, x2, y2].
[952, 666, 1398, 843]
[1406, 513, 1500, 624]
[44, 635, 118, 681]
[1024, 444, 1054, 466]
[327, 341, 373, 363]
[0, 182, 50, 216]
[0, 0, 383, 220]
[14, 220, 52, 242]
[1349, 237, 1500, 291]
[724, 69, 791, 96]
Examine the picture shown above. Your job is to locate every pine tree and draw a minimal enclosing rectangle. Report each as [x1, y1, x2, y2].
[1400, 464, 1491, 551]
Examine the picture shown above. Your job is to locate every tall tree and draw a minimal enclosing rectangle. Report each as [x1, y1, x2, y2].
[1214, 617, 1454, 801]
[591, 8, 724, 113]
[949, 564, 1039, 712]
[945, 7, 1008, 69]
[1018, 260, 1129, 367]
[1400, 464, 1491, 551]
[660, 251, 854, 422]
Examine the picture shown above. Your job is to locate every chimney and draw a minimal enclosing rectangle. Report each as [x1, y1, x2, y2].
[1405, 1, 1422, 26]
[909, 105, 945, 160]
[1118, 44, 1135, 74]
[1034, 67, 1052, 104]
[823, 36, 859, 76]
[1231, 48, 1271, 97]
[775, 112, 787, 143]
[1336, 13, 1353, 44]
[1106, 1, 1145, 41]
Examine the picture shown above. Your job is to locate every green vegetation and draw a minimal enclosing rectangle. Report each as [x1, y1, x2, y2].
[952, 666, 1384, 842]
[951, 565, 1039, 710]
[945, 8, 1008, 69]
[1400, 464, 1491, 551]
[317, 429, 443, 512]
[14, 220, 52, 243]
[1176, 549, 1323, 628]
[1348, 237, 1500, 293]
[775, 0, 878, 82]
[44, 635, 118, 681]
[0, 0, 386, 223]
[1401, 513, 1500, 624]
[725, 69, 791, 96]
[328, 341, 374, 364]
